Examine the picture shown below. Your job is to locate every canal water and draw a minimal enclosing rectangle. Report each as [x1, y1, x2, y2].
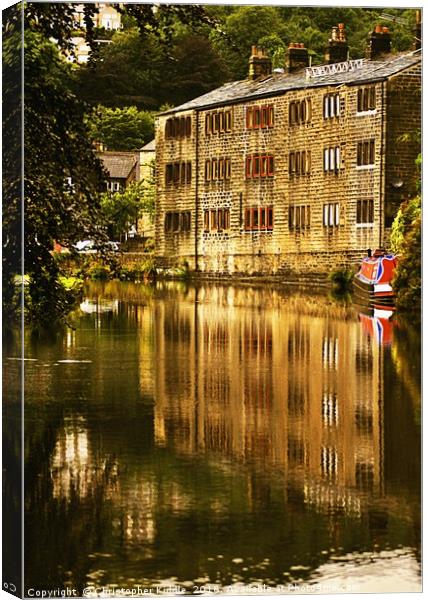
[4, 281, 421, 595]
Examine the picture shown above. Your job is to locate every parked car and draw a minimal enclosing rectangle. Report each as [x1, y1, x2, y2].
[74, 240, 121, 253]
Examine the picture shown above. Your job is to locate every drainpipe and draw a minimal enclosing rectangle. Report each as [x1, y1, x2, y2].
[379, 80, 386, 248]
[194, 109, 199, 271]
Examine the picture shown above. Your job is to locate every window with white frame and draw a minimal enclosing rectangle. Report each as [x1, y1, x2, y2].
[323, 203, 340, 227]
[323, 93, 341, 119]
[323, 146, 342, 172]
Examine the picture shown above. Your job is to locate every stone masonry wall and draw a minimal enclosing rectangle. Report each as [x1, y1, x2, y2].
[155, 62, 420, 277]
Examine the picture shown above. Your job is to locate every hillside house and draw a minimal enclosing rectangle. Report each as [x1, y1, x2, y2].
[97, 151, 139, 193]
[155, 24, 421, 278]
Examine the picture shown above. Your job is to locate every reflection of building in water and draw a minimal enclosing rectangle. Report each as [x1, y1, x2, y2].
[51, 416, 95, 500]
[152, 285, 384, 513]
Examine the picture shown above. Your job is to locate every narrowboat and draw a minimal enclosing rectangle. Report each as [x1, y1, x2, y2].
[353, 251, 398, 308]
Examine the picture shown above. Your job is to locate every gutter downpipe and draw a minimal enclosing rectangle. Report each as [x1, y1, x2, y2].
[379, 80, 386, 248]
[194, 109, 199, 271]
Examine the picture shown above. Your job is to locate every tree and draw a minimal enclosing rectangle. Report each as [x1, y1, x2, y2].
[100, 179, 155, 241]
[391, 198, 421, 317]
[88, 105, 154, 151]
[3, 15, 106, 327]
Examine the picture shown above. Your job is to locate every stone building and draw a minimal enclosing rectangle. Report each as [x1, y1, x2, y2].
[155, 25, 421, 278]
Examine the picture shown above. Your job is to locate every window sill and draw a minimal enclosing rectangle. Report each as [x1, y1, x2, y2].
[355, 165, 375, 170]
[356, 223, 374, 228]
[356, 110, 377, 116]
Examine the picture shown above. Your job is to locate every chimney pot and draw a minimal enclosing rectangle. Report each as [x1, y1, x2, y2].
[382, 26, 389, 33]
[325, 23, 348, 64]
[375, 24, 382, 33]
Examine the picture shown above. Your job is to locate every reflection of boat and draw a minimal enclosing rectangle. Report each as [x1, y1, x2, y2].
[358, 308, 395, 346]
[353, 251, 397, 308]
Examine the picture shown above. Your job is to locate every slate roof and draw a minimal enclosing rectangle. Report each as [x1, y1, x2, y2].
[98, 152, 137, 179]
[140, 139, 156, 152]
[160, 50, 421, 115]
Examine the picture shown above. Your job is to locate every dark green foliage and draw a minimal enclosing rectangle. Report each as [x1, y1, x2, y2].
[3, 11, 106, 327]
[392, 204, 421, 317]
[328, 268, 354, 291]
[88, 105, 154, 151]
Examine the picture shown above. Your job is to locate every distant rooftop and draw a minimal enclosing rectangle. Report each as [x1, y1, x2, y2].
[98, 152, 137, 179]
[140, 139, 156, 152]
[160, 50, 421, 115]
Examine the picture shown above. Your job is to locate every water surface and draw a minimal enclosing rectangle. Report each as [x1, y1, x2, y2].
[4, 281, 420, 595]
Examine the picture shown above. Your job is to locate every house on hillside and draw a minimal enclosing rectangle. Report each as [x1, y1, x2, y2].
[97, 151, 139, 193]
[155, 23, 421, 278]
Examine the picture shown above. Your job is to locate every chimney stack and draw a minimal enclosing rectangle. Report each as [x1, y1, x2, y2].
[248, 46, 272, 80]
[286, 42, 309, 72]
[325, 23, 349, 64]
[367, 25, 392, 59]
[414, 9, 421, 50]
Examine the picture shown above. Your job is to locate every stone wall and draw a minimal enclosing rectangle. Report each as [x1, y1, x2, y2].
[155, 61, 420, 278]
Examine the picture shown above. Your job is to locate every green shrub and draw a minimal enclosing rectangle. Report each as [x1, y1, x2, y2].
[328, 268, 353, 290]
[392, 214, 421, 316]
[87, 262, 111, 280]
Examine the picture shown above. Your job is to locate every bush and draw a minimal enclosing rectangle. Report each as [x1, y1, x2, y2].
[87, 262, 111, 280]
[118, 257, 156, 281]
[392, 214, 421, 316]
[328, 268, 353, 290]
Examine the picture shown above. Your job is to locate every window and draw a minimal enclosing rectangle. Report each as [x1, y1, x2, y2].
[289, 205, 311, 230]
[244, 207, 273, 231]
[203, 208, 231, 232]
[246, 154, 275, 179]
[165, 115, 192, 139]
[357, 86, 376, 113]
[165, 162, 192, 186]
[246, 104, 274, 129]
[205, 109, 232, 135]
[323, 203, 340, 227]
[289, 99, 311, 125]
[356, 199, 374, 224]
[165, 211, 191, 233]
[323, 146, 342, 173]
[289, 151, 311, 176]
[357, 140, 375, 167]
[204, 157, 232, 182]
[323, 93, 340, 118]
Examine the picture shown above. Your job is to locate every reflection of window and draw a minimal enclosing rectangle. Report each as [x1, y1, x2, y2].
[355, 406, 373, 434]
[322, 392, 338, 426]
[355, 461, 374, 491]
[321, 446, 337, 479]
[322, 337, 338, 368]
[288, 437, 305, 465]
[288, 382, 305, 416]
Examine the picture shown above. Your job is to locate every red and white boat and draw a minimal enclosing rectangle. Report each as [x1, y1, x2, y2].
[353, 251, 398, 308]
